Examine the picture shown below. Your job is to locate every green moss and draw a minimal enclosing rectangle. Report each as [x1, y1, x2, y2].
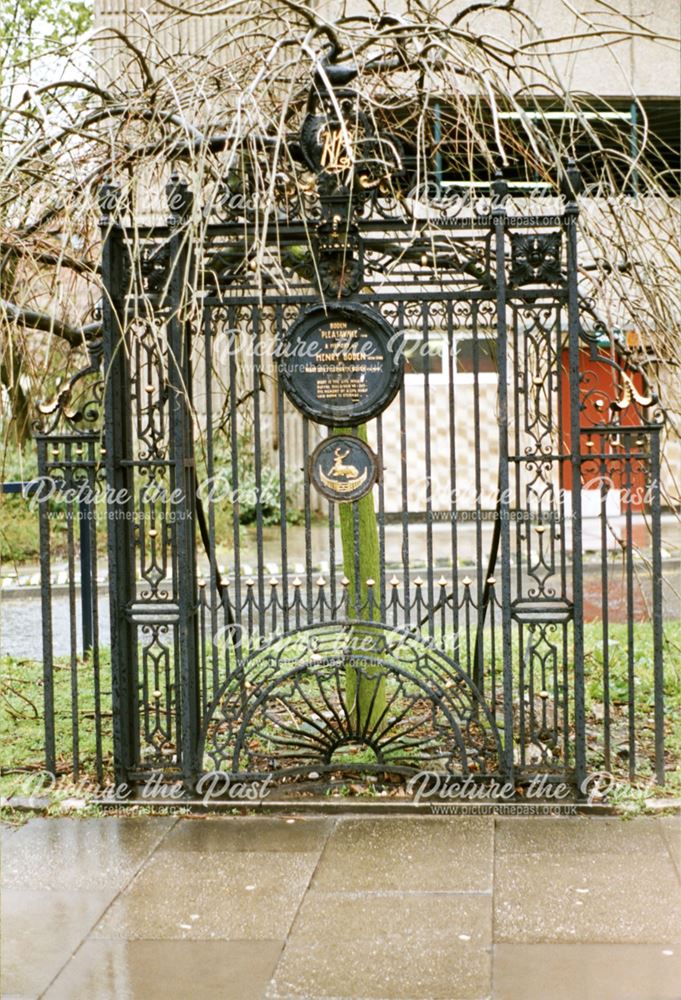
[334, 425, 386, 731]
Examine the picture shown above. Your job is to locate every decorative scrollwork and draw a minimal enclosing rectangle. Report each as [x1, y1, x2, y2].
[140, 242, 172, 295]
[315, 223, 363, 298]
[576, 297, 664, 427]
[34, 340, 103, 435]
[299, 65, 405, 239]
[518, 622, 564, 769]
[140, 622, 176, 763]
[613, 371, 653, 410]
[578, 349, 662, 428]
[509, 232, 562, 286]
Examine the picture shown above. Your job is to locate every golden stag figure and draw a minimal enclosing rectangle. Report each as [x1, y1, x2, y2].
[329, 446, 359, 479]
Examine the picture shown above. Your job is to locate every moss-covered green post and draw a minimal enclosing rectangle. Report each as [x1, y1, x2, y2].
[334, 425, 386, 732]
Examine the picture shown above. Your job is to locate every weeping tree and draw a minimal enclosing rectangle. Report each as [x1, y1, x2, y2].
[1, 1, 679, 653]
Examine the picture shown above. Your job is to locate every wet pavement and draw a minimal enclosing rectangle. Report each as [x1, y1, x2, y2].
[1, 814, 680, 999]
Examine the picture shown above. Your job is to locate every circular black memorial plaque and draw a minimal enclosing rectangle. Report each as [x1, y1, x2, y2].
[278, 303, 403, 427]
[309, 435, 380, 503]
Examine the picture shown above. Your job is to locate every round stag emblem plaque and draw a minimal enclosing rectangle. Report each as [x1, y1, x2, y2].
[309, 436, 380, 503]
[278, 303, 403, 427]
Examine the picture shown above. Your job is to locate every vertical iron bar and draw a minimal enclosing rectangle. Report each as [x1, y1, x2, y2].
[555, 302, 568, 599]
[228, 305, 242, 648]
[203, 305, 220, 697]
[471, 301, 484, 691]
[398, 307, 410, 623]
[352, 501, 361, 617]
[599, 436, 611, 773]
[623, 433, 636, 779]
[513, 308, 523, 600]
[422, 301, 435, 640]
[65, 455, 79, 779]
[447, 300, 459, 644]
[251, 306, 266, 637]
[88, 440, 103, 783]
[275, 306, 290, 633]
[79, 495, 94, 655]
[556, 301, 571, 764]
[376, 413, 386, 622]
[302, 418, 313, 623]
[328, 499, 337, 617]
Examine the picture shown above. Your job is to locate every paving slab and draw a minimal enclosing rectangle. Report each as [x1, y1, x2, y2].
[1, 889, 113, 999]
[492, 942, 681, 1000]
[268, 890, 492, 999]
[312, 816, 494, 892]
[92, 850, 320, 940]
[659, 816, 681, 879]
[44, 939, 284, 1000]
[1, 817, 175, 891]
[159, 816, 332, 853]
[494, 850, 681, 943]
[495, 816, 671, 856]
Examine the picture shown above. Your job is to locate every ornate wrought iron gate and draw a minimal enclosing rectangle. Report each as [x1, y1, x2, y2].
[35, 108, 666, 796]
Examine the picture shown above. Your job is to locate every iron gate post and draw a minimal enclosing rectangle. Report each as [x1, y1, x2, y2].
[100, 181, 139, 786]
[563, 161, 587, 792]
[166, 174, 201, 787]
[36, 440, 57, 775]
[650, 427, 665, 784]
[492, 172, 515, 784]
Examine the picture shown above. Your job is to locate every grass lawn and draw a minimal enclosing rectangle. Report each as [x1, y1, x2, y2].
[0, 647, 114, 799]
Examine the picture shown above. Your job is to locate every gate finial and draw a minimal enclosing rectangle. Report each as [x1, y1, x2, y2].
[98, 178, 122, 225]
[491, 168, 508, 208]
[561, 159, 584, 203]
[166, 172, 193, 223]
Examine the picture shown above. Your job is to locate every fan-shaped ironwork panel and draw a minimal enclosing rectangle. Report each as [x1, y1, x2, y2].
[201, 622, 501, 784]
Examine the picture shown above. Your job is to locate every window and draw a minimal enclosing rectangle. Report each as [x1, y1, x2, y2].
[456, 336, 498, 374]
[402, 331, 499, 381]
[403, 332, 445, 375]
